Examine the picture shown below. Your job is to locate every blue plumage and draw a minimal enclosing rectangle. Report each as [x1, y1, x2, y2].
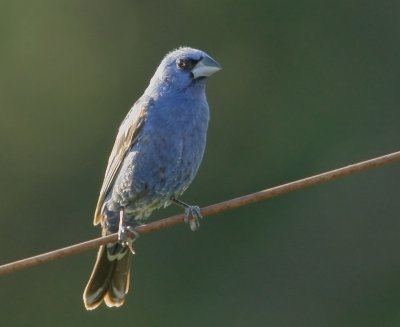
[83, 47, 221, 310]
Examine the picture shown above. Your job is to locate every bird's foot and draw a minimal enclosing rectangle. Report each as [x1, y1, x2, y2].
[172, 199, 202, 231]
[118, 225, 139, 254]
[118, 209, 139, 254]
[184, 205, 202, 231]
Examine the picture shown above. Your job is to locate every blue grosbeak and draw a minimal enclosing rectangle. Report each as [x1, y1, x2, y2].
[83, 47, 221, 310]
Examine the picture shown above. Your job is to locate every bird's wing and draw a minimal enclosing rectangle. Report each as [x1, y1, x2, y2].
[93, 102, 148, 225]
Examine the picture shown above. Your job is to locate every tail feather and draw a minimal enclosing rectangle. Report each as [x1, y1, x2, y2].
[83, 245, 132, 310]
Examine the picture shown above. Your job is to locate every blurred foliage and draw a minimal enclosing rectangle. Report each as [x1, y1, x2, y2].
[1, 0, 400, 326]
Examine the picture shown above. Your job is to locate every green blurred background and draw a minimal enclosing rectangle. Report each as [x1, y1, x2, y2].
[1, 1, 400, 326]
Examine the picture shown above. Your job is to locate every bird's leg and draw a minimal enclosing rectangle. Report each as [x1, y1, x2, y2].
[118, 208, 139, 254]
[172, 198, 202, 231]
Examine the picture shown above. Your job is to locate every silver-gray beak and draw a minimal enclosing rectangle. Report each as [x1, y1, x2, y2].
[191, 55, 222, 79]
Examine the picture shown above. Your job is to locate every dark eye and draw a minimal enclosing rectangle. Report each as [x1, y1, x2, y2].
[176, 58, 198, 71]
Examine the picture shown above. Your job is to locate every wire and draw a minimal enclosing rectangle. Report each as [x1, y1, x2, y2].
[1, 150, 399, 276]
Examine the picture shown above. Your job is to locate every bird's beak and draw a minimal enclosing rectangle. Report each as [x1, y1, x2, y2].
[191, 55, 222, 79]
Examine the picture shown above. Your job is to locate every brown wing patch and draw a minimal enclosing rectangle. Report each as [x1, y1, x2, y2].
[93, 104, 148, 225]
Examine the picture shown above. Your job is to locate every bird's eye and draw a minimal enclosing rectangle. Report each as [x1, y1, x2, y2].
[176, 58, 198, 71]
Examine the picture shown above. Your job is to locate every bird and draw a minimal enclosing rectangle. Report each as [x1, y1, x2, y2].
[83, 47, 221, 310]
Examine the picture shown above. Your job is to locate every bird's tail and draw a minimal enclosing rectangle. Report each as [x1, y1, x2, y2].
[83, 244, 132, 310]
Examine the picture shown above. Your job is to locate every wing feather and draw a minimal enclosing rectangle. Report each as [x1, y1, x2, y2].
[93, 103, 148, 225]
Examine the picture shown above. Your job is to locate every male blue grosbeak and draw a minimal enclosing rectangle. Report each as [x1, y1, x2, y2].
[83, 47, 221, 310]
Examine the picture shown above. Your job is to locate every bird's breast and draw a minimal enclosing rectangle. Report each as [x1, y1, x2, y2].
[112, 100, 209, 215]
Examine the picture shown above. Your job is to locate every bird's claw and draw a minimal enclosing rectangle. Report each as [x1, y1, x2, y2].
[184, 205, 202, 231]
[118, 225, 139, 255]
[118, 209, 139, 254]
[172, 199, 203, 231]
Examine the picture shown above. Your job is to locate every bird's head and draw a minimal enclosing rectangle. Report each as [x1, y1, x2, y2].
[147, 47, 221, 96]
